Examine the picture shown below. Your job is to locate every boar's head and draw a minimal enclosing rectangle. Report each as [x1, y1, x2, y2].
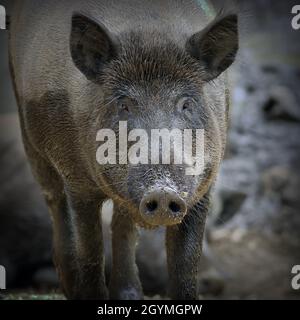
[70, 12, 238, 227]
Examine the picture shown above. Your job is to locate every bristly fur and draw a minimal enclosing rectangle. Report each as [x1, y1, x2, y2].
[101, 31, 207, 96]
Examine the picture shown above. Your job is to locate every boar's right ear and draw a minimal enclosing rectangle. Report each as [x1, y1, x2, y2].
[186, 13, 238, 81]
[70, 13, 118, 81]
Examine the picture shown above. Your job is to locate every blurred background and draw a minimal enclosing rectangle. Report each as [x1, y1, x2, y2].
[0, 0, 300, 299]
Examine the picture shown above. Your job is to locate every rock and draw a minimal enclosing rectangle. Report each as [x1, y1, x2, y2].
[263, 86, 300, 122]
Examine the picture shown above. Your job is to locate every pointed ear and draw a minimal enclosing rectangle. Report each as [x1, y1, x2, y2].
[70, 13, 118, 81]
[186, 14, 238, 81]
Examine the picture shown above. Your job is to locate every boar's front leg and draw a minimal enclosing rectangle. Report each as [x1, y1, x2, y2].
[50, 191, 108, 299]
[67, 194, 108, 299]
[166, 194, 209, 299]
[109, 204, 143, 300]
[46, 187, 108, 299]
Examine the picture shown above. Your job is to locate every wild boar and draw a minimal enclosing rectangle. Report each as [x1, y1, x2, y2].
[9, 0, 238, 299]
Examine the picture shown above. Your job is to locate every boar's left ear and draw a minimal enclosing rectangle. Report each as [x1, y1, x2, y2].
[70, 13, 118, 82]
[186, 14, 238, 81]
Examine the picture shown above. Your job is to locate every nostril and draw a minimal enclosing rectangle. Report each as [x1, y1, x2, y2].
[146, 200, 158, 212]
[169, 201, 181, 213]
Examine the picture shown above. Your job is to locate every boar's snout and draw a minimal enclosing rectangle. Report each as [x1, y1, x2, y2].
[139, 188, 187, 226]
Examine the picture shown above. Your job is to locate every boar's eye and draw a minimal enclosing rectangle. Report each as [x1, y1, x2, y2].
[183, 100, 192, 110]
[117, 96, 133, 112]
[177, 97, 195, 113]
[118, 101, 129, 112]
